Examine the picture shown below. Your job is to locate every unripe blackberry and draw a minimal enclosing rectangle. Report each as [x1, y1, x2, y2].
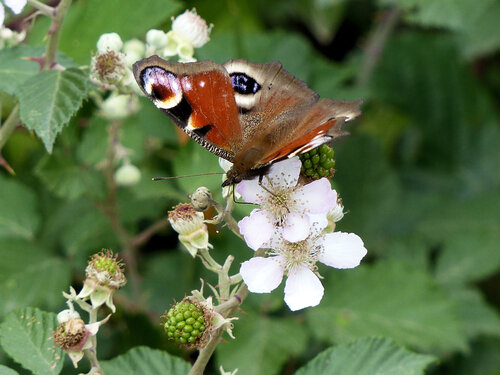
[163, 299, 208, 348]
[299, 144, 335, 180]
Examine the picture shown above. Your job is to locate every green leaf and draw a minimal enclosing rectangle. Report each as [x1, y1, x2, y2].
[445, 337, 500, 375]
[141, 252, 198, 314]
[0, 175, 39, 239]
[35, 150, 106, 200]
[0, 365, 19, 375]
[28, 0, 182, 65]
[76, 116, 109, 166]
[216, 316, 308, 375]
[451, 288, 500, 340]
[100, 346, 190, 375]
[60, 206, 117, 257]
[0, 46, 78, 96]
[17, 68, 89, 152]
[0, 308, 64, 375]
[461, 1, 500, 58]
[373, 33, 493, 169]
[0, 238, 70, 318]
[295, 337, 436, 375]
[435, 231, 500, 285]
[0, 46, 44, 96]
[378, 0, 500, 58]
[307, 262, 467, 353]
[333, 134, 400, 246]
[417, 194, 500, 285]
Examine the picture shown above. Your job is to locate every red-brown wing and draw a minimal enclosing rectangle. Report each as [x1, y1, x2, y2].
[133, 56, 242, 161]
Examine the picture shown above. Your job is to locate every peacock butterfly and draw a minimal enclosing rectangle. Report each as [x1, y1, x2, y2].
[133, 56, 362, 186]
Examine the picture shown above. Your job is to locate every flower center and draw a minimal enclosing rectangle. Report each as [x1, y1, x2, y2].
[260, 187, 295, 222]
[276, 238, 321, 274]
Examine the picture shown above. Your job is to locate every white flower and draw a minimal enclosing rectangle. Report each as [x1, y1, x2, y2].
[97, 32, 123, 53]
[237, 157, 337, 250]
[148, 9, 212, 61]
[123, 38, 145, 66]
[146, 29, 168, 49]
[240, 220, 367, 311]
[171, 9, 212, 48]
[0, 0, 26, 26]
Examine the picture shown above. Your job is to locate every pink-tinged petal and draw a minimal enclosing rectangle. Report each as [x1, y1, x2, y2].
[240, 256, 285, 293]
[238, 210, 273, 250]
[283, 212, 310, 242]
[284, 265, 324, 311]
[236, 177, 268, 204]
[5, 0, 26, 14]
[292, 179, 337, 214]
[308, 213, 328, 232]
[318, 232, 367, 269]
[266, 157, 301, 189]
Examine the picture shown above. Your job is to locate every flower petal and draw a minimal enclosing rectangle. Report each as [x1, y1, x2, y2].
[238, 209, 273, 250]
[236, 177, 268, 204]
[318, 232, 367, 269]
[308, 213, 328, 232]
[283, 212, 310, 242]
[4, 0, 27, 14]
[292, 179, 337, 214]
[240, 256, 284, 293]
[266, 157, 301, 189]
[218, 157, 232, 172]
[284, 265, 324, 311]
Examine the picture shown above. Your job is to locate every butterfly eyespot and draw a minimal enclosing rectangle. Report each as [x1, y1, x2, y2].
[141, 67, 183, 109]
[229, 73, 261, 95]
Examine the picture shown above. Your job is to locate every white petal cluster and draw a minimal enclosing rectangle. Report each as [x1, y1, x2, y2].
[236, 157, 368, 311]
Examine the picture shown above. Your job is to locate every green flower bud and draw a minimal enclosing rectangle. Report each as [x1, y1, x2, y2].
[115, 163, 141, 186]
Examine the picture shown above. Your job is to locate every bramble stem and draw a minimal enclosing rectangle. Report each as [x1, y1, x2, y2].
[188, 284, 249, 375]
[27, 0, 55, 17]
[0, 105, 19, 151]
[43, 0, 72, 70]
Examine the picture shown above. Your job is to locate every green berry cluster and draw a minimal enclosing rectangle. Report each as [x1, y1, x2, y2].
[90, 249, 122, 275]
[163, 301, 206, 346]
[299, 144, 335, 180]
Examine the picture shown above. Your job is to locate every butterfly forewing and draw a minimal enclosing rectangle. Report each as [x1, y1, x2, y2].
[133, 56, 242, 161]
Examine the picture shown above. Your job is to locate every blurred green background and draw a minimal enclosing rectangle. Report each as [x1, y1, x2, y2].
[1, 0, 499, 374]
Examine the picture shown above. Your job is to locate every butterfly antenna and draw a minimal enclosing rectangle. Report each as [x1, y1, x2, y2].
[153, 172, 224, 181]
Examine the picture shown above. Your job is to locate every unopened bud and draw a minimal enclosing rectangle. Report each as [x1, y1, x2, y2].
[97, 33, 123, 53]
[190, 187, 213, 212]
